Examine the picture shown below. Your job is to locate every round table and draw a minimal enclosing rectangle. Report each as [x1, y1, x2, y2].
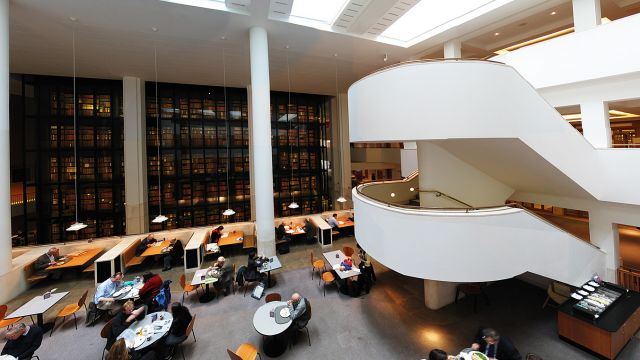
[252, 301, 292, 357]
[117, 311, 173, 351]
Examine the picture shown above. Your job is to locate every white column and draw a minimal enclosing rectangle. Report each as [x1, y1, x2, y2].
[581, 101, 611, 148]
[589, 211, 619, 282]
[444, 40, 462, 58]
[572, 0, 601, 32]
[424, 279, 460, 310]
[400, 142, 418, 177]
[123, 77, 149, 234]
[247, 85, 257, 221]
[249, 27, 276, 257]
[0, 0, 11, 275]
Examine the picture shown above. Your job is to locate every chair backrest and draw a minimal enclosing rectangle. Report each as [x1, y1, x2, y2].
[553, 282, 572, 297]
[184, 314, 196, 337]
[100, 318, 114, 339]
[122, 238, 142, 264]
[78, 289, 89, 307]
[342, 246, 354, 257]
[305, 299, 312, 320]
[309, 251, 314, 265]
[179, 273, 186, 288]
[265, 293, 281, 303]
[226, 349, 242, 360]
[0, 304, 7, 318]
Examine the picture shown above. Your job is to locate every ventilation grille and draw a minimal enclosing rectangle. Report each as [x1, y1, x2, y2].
[332, 0, 372, 32]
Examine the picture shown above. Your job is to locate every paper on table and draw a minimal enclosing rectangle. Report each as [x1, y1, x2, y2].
[206, 243, 220, 252]
[221, 233, 229, 238]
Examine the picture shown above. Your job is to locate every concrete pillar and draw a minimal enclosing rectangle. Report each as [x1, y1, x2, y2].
[424, 279, 460, 310]
[0, 0, 11, 275]
[589, 211, 619, 282]
[249, 27, 276, 257]
[331, 93, 351, 209]
[572, 0, 601, 32]
[581, 101, 611, 148]
[123, 77, 149, 234]
[444, 40, 462, 58]
[400, 142, 418, 177]
[247, 85, 257, 221]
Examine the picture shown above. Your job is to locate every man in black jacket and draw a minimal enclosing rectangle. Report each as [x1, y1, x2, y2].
[2, 323, 43, 360]
[34, 247, 63, 280]
[471, 327, 522, 360]
[162, 238, 183, 271]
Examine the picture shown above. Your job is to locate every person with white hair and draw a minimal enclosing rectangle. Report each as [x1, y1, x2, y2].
[34, 247, 64, 280]
[210, 256, 233, 295]
[1, 323, 43, 360]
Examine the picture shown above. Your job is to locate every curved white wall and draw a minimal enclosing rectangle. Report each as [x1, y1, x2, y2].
[353, 188, 606, 286]
[348, 60, 640, 206]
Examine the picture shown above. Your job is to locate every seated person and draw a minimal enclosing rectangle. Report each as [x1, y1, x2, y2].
[94, 272, 124, 316]
[108, 300, 146, 350]
[136, 272, 163, 307]
[1, 323, 43, 360]
[158, 302, 193, 359]
[244, 251, 265, 281]
[135, 234, 156, 257]
[275, 222, 288, 241]
[162, 238, 183, 271]
[424, 349, 449, 360]
[287, 293, 309, 329]
[339, 257, 353, 271]
[107, 339, 155, 360]
[326, 213, 339, 228]
[303, 218, 314, 243]
[209, 256, 233, 295]
[209, 225, 224, 244]
[471, 328, 522, 360]
[34, 247, 64, 280]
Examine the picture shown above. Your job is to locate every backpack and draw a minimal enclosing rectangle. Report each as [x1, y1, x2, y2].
[153, 280, 172, 311]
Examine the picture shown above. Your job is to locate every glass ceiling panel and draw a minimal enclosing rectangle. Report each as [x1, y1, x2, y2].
[290, 0, 350, 24]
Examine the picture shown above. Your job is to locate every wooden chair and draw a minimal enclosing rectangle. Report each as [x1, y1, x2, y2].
[342, 246, 355, 257]
[100, 318, 114, 359]
[180, 273, 201, 303]
[542, 282, 571, 309]
[0, 304, 23, 329]
[265, 293, 281, 303]
[176, 314, 197, 360]
[310, 252, 325, 285]
[321, 272, 336, 297]
[50, 289, 89, 336]
[226, 343, 261, 360]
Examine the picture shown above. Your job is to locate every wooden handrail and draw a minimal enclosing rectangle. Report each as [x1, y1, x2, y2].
[618, 267, 640, 292]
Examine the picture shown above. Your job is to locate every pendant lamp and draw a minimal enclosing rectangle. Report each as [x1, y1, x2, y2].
[222, 47, 235, 217]
[334, 55, 347, 206]
[151, 42, 168, 224]
[286, 50, 299, 210]
[66, 25, 87, 232]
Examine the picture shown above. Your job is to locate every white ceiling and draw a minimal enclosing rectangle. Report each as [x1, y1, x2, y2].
[10, 0, 640, 95]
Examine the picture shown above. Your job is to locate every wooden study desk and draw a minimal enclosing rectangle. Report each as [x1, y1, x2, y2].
[46, 247, 104, 271]
[218, 231, 244, 247]
[140, 240, 172, 257]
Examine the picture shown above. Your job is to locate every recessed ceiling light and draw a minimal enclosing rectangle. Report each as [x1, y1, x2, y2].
[220, 36, 226, 40]
[550, 11, 557, 15]
[69, 16, 77, 22]
[333, 53, 338, 57]
[152, 27, 158, 32]
[285, 45, 290, 49]
[494, 32, 500, 36]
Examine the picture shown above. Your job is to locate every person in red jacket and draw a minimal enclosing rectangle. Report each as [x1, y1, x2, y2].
[136, 272, 163, 307]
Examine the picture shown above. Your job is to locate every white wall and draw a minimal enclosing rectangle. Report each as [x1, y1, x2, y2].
[418, 142, 514, 207]
[401, 142, 418, 177]
[353, 188, 606, 286]
[347, 60, 640, 206]
[492, 13, 640, 89]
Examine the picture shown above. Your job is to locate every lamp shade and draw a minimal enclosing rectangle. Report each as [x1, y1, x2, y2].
[223, 208, 236, 216]
[336, 196, 347, 203]
[288, 201, 299, 209]
[152, 214, 169, 223]
[66, 222, 88, 231]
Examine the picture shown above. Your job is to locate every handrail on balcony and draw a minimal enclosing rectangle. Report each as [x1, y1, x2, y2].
[618, 267, 640, 292]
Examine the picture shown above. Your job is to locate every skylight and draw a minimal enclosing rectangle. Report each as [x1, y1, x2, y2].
[290, 0, 349, 24]
[379, 0, 512, 47]
[160, 0, 226, 11]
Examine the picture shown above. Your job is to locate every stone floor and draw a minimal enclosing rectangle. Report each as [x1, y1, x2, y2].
[2, 235, 639, 359]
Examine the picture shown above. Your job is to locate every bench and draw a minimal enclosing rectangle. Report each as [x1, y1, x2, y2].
[242, 235, 257, 249]
[122, 238, 145, 270]
[24, 260, 48, 284]
[82, 263, 95, 273]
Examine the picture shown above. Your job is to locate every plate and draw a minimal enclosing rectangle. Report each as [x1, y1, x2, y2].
[468, 352, 489, 360]
[113, 286, 132, 297]
[133, 335, 145, 348]
[280, 307, 291, 318]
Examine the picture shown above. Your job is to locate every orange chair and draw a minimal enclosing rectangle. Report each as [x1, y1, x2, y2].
[227, 343, 261, 360]
[50, 289, 88, 336]
[310, 252, 325, 285]
[321, 272, 336, 297]
[342, 246, 355, 257]
[265, 293, 281, 303]
[0, 304, 23, 329]
[180, 273, 201, 303]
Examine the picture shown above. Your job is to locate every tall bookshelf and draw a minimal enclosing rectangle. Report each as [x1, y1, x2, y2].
[270, 91, 331, 217]
[146, 83, 251, 230]
[11, 75, 125, 244]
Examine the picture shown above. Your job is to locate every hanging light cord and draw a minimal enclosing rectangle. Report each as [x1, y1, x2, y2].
[223, 48, 231, 210]
[154, 44, 162, 218]
[287, 53, 294, 205]
[334, 58, 342, 201]
[72, 29, 79, 224]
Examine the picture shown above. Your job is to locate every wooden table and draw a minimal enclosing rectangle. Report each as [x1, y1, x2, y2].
[285, 226, 305, 236]
[140, 240, 171, 257]
[337, 219, 354, 229]
[46, 247, 104, 271]
[218, 231, 244, 247]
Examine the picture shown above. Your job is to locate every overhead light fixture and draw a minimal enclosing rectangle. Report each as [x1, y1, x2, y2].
[494, 32, 500, 36]
[383, 53, 388, 62]
[334, 56, 348, 207]
[550, 11, 557, 15]
[152, 39, 168, 224]
[285, 48, 300, 212]
[336, 196, 347, 203]
[221, 45, 235, 217]
[66, 22, 88, 233]
[288, 202, 300, 209]
[390, 193, 396, 197]
[410, 187, 415, 192]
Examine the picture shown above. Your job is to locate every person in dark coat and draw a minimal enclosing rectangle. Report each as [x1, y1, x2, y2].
[209, 226, 224, 244]
[135, 234, 156, 257]
[1, 323, 43, 360]
[156, 302, 193, 359]
[471, 327, 522, 360]
[162, 238, 183, 271]
[108, 300, 146, 350]
[211, 256, 234, 295]
[245, 251, 265, 281]
[33, 247, 63, 280]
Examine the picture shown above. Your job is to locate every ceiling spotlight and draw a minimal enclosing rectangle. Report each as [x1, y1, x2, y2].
[410, 187, 415, 192]
[494, 32, 500, 36]
[220, 36, 227, 40]
[285, 45, 290, 49]
[550, 11, 557, 15]
[333, 53, 338, 57]
[69, 16, 78, 22]
[383, 53, 388, 62]
[390, 193, 396, 197]
[152, 27, 159, 32]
